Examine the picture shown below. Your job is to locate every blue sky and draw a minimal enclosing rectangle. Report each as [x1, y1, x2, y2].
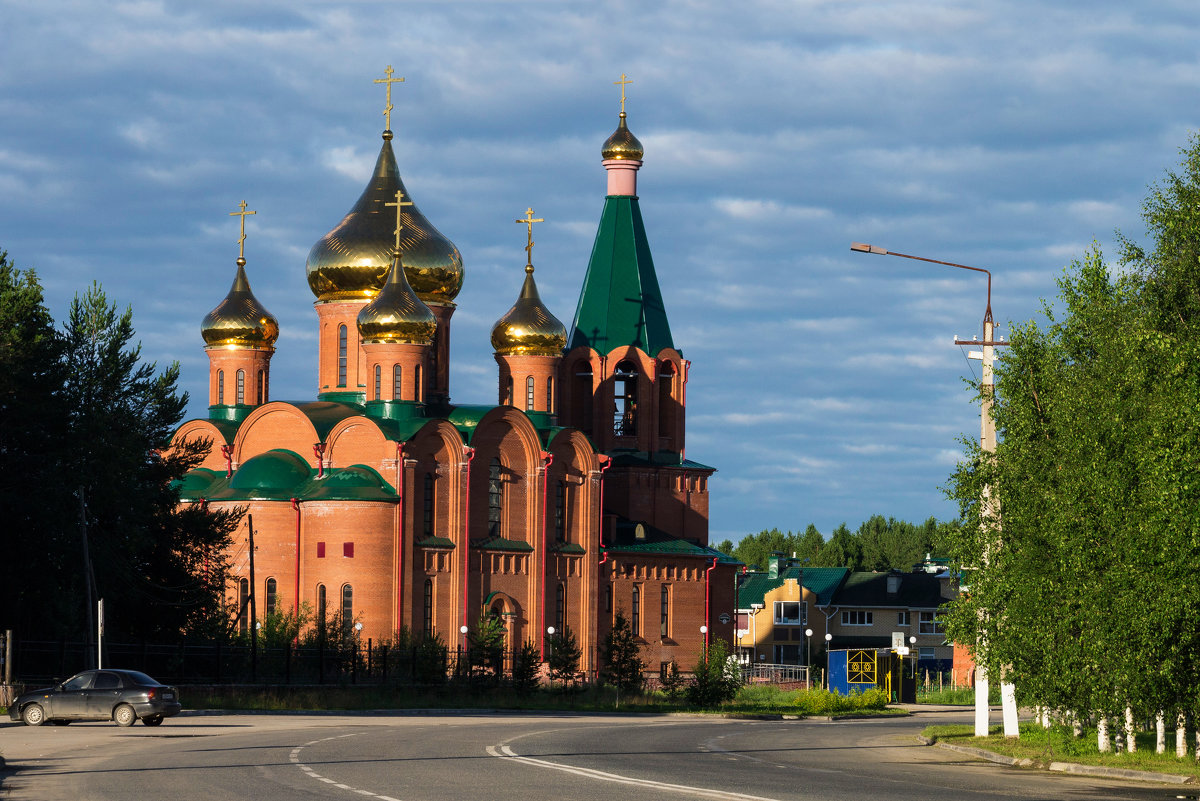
[3, 1, 1196, 544]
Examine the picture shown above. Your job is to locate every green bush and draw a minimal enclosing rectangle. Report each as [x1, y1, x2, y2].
[687, 640, 742, 707]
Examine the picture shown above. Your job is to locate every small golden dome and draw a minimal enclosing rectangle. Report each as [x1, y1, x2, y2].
[357, 257, 437, 344]
[601, 112, 644, 161]
[491, 265, 567, 357]
[306, 137, 463, 304]
[201, 262, 279, 349]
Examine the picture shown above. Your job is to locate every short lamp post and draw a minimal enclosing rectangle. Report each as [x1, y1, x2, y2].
[546, 626, 555, 666]
[804, 628, 814, 687]
[823, 633, 832, 689]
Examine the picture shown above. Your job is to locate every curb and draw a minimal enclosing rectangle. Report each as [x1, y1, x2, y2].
[922, 737, 1196, 784]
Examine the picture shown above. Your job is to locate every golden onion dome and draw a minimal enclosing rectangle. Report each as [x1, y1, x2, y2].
[201, 261, 279, 349]
[306, 136, 463, 304]
[491, 265, 567, 357]
[357, 257, 437, 344]
[601, 112, 644, 161]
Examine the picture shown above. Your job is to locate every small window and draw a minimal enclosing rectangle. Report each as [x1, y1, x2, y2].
[317, 584, 327, 625]
[344, 542, 354, 558]
[660, 584, 670, 638]
[217, 370, 224, 404]
[554, 480, 566, 542]
[919, 611, 944, 634]
[546, 375, 554, 414]
[337, 324, 347, 387]
[631, 584, 641, 636]
[487, 458, 503, 537]
[238, 577, 249, 634]
[556, 583, 566, 633]
[236, 369, 245, 405]
[341, 584, 353, 632]
[257, 370, 264, 405]
[393, 364, 402, 400]
[774, 601, 805, 625]
[374, 364, 381, 400]
[897, 611, 910, 626]
[505, 376, 513, 406]
[414, 364, 422, 401]
[317, 541, 326, 558]
[918, 647, 935, 661]
[605, 584, 613, 613]
[423, 472, 435, 537]
[842, 610, 873, 626]
[526, 376, 535, 410]
[613, 360, 638, 437]
[265, 577, 277, 615]
[423, 579, 434, 636]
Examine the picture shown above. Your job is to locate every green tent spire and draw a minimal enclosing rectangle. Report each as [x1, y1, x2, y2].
[567, 195, 674, 355]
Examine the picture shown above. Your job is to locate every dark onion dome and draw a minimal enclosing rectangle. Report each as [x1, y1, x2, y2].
[357, 258, 437, 344]
[201, 261, 279, 349]
[601, 111, 644, 161]
[306, 136, 463, 304]
[491, 264, 567, 356]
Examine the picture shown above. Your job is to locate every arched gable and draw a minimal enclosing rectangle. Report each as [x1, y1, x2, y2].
[234, 402, 323, 469]
[171, 418, 237, 472]
[326, 416, 395, 472]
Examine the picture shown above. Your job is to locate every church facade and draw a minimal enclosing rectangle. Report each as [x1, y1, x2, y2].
[172, 78, 738, 676]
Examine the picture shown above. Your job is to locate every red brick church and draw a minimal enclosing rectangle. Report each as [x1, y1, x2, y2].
[172, 75, 738, 675]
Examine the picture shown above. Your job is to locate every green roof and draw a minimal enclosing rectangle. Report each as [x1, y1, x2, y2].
[470, 536, 534, 553]
[179, 454, 398, 503]
[607, 538, 739, 564]
[833, 571, 950, 609]
[568, 195, 674, 356]
[416, 536, 456, 550]
[605, 450, 716, 472]
[553, 542, 587, 555]
[736, 566, 849, 609]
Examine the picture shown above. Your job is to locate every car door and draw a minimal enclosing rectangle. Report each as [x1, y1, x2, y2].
[86, 671, 124, 719]
[53, 672, 95, 719]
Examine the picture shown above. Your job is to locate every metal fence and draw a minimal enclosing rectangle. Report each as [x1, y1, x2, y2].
[741, 663, 810, 685]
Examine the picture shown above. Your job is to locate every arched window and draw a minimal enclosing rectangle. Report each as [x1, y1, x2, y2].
[505, 376, 513, 406]
[613, 360, 638, 437]
[556, 582, 566, 633]
[316, 584, 327, 634]
[217, 370, 225, 405]
[414, 364, 422, 402]
[393, 364, 402, 400]
[374, 364, 381, 400]
[265, 577, 277, 616]
[422, 472, 434, 537]
[554, 480, 566, 542]
[605, 584, 613, 614]
[256, 370, 265, 405]
[423, 579, 434, 636]
[546, 375, 554, 414]
[236, 369, 245, 405]
[341, 584, 353, 634]
[262, 370, 268, 403]
[337, 324, 348, 387]
[238, 577, 249, 635]
[660, 584, 670, 638]
[658, 361, 675, 449]
[572, 363, 593, 434]
[631, 584, 641, 636]
[487, 457, 503, 537]
[526, 376, 535, 410]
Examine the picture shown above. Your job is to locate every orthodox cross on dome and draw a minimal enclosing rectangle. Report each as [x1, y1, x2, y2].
[385, 190, 413, 254]
[516, 207, 544, 271]
[613, 73, 632, 113]
[229, 200, 256, 263]
[374, 65, 405, 132]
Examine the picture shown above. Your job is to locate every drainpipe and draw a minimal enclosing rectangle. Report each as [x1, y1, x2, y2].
[705, 556, 718, 649]
[221, 444, 234, 478]
[290, 498, 301, 616]
[395, 441, 407, 634]
[597, 454, 612, 560]
[461, 446, 476, 649]
[681, 360, 691, 462]
[313, 443, 326, 478]
[539, 450, 554, 660]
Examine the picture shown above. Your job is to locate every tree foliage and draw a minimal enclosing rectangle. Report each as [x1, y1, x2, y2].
[548, 625, 582, 684]
[0, 263, 240, 643]
[686, 639, 742, 707]
[716, 517, 955, 572]
[600, 610, 646, 693]
[944, 134, 1200, 722]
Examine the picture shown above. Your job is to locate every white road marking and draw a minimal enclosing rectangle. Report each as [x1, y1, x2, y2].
[489, 743, 788, 801]
[290, 731, 405, 800]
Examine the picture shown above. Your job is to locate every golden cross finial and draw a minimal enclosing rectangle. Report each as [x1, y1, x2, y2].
[614, 73, 632, 113]
[229, 200, 256, 262]
[385, 190, 413, 254]
[374, 65, 405, 132]
[516, 207, 544, 269]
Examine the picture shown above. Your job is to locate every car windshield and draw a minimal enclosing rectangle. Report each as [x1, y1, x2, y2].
[120, 670, 161, 686]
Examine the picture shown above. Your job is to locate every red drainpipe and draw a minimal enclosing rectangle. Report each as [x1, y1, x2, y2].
[395, 440, 407, 634]
[681, 360, 691, 462]
[461, 446, 476, 648]
[539, 450, 554, 659]
[291, 498, 301, 616]
[705, 556, 718, 649]
[597, 454, 612, 560]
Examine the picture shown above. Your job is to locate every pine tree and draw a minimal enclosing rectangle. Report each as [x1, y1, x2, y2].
[600, 610, 646, 693]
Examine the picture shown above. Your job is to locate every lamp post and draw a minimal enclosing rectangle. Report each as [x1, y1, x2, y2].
[823, 633, 832, 690]
[849, 241, 1017, 739]
[804, 628, 813, 687]
[546, 626, 555, 667]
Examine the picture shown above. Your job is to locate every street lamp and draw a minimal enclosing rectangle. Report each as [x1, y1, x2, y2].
[849, 241, 1016, 739]
[546, 626, 555, 666]
[804, 628, 814, 687]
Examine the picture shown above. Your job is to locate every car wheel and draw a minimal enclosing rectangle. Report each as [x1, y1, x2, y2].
[142, 715, 163, 726]
[22, 704, 46, 726]
[113, 704, 137, 727]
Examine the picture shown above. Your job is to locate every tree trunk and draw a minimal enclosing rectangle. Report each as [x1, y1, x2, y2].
[1156, 711, 1165, 754]
[1176, 712, 1187, 759]
[1097, 716, 1110, 753]
[1125, 706, 1136, 753]
[1072, 710, 1082, 738]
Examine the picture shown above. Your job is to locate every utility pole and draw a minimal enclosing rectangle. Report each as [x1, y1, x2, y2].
[78, 488, 97, 669]
[248, 514, 257, 682]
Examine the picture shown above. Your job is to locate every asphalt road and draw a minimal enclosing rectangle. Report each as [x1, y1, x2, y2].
[0, 710, 1189, 801]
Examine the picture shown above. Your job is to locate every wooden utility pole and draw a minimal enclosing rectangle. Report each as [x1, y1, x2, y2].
[248, 514, 257, 682]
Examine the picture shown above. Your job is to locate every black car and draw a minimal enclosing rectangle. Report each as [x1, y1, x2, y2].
[8, 669, 182, 727]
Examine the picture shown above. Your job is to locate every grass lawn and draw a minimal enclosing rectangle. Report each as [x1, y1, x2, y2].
[923, 722, 1200, 779]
